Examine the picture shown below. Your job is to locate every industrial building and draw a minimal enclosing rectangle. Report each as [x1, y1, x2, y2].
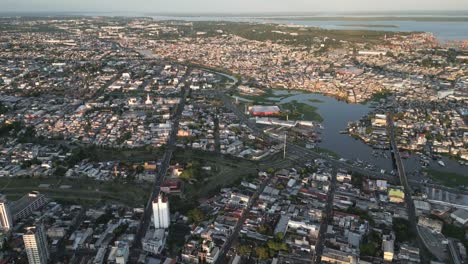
[250, 105, 281, 116]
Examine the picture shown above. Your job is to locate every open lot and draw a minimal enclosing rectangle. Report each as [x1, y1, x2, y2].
[424, 169, 468, 188]
[0, 177, 151, 207]
[173, 149, 259, 200]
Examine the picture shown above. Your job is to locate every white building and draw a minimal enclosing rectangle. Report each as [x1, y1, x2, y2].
[23, 225, 49, 264]
[145, 94, 153, 105]
[142, 229, 167, 255]
[0, 197, 13, 232]
[108, 241, 129, 264]
[152, 194, 170, 229]
[382, 237, 394, 262]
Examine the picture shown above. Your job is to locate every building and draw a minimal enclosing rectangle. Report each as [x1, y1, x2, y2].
[23, 224, 49, 264]
[108, 241, 129, 264]
[142, 229, 166, 255]
[11, 191, 46, 221]
[250, 105, 281, 116]
[382, 239, 394, 262]
[418, 217, 443, 233]
[0, 197, 13, 232]
[388, 188, 405, 203]
[451, 209, 468, 225]
[398, 244, 420, 263]
[152, 193, 170, 229]
[321, 247, 358, 264]
[145, 94, 153, 105]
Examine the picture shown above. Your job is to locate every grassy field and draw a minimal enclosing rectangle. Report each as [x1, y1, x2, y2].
[315, 147, 340, 159]
[280, 100, 323, 122]
[0, 177, 151, 207]
[173, 149, 259, 200]
[93, 147, 163, 162]
[424, 169, 468, 188]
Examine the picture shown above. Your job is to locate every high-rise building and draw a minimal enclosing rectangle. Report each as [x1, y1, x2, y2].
[23, 224, 49, 264]
[0, 196, 13, 232]
[152, 193, 170, 229]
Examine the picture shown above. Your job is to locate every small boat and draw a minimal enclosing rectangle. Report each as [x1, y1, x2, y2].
[438, 160, 446, 167]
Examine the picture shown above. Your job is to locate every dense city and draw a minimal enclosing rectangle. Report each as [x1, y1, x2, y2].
[0, 15, 467, 264]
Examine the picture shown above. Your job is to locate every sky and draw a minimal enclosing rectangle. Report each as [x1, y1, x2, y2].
[2, 0, 468, 14]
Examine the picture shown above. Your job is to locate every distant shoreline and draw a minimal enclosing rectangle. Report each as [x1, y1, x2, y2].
[261, 16, 468, 22]
[339, 24, 400, 28]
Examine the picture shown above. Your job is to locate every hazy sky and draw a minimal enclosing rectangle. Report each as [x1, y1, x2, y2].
[2, 0, 467, 14]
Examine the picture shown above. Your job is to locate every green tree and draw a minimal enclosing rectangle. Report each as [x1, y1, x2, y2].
[135, 165, 145, 174]
[238, 245, 252, 256]
[255, 246, 270, 260]
[187, 208, 205, 224]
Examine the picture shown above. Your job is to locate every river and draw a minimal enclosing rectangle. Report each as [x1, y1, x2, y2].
[269, 90, 467, 176]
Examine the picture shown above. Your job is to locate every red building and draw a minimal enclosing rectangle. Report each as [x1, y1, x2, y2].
[250, 105, 281, 116]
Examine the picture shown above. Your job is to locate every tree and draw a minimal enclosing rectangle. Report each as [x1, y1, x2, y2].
[237, 245, 252, 256]
[393, 218, 414, 242]
[187, 208, 205, 224]
[267, 240, 288, 251]
[255, 246, 270, 260]
[135, 165, 145, 174]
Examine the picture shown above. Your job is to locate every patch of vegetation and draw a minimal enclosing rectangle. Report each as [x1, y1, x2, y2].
[315, 147, 340, 159]
[307, 98, 323, 103]
[341, 24, 399, 28]
[442, 223, 468, 249]
[280, 100, 323, 122]
[65, 146, 99, 168]
[345, 207, 375, 226]
[360, 230, 382, 257]
[169, 196, 199, 215]
[393, 218, 415, 242]
[113, 223, 129, 237]
[167, 223, 191, 255]
[351, 172, 365, 188]
[424, 169, 468, 188]
[190, 21, 408, 46]
[0, 121, 22, 136]
[179, 161, 202, 180]
[187, 208, 205, 224]
[369, 90, 391, 102]
[173, 149, 259, 200]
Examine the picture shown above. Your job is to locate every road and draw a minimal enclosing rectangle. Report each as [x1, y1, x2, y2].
[388, 114, 435, 263]
[131, 68, 191, 256]
[213, 170, 274, 264]
[314, 168, 337, 263]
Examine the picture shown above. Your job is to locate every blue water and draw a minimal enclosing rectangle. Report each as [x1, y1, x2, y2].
[266, 20, 468, 41]
[150, 15, 468, 41]
[272, 90, 468, 176]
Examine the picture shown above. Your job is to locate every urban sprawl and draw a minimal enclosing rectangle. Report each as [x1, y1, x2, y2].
[0, 17, 467, 264]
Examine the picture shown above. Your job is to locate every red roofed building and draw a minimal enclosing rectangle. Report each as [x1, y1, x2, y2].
[161, 180, 182, 194]
[250, 105, 281, 116]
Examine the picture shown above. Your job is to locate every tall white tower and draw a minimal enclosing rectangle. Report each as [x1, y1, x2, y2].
[0, 197, 13, 232]
[23, 224, 49, 264]
[152, 193, 170, 229]
[145, 94, 153, 105]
